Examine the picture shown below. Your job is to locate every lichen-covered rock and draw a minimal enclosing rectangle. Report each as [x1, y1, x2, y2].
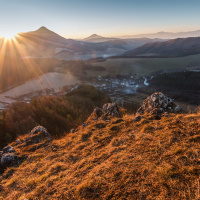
[70, 129, 75, 133]
[29, 126, 49, 137]
[175, 105, 181, 113]
[2, 146, 15, 154]
[91, 103, 121, 120]
[1, 154, 19, 167]
[23, 126, 52, 145]
[92, 107, 104, 118]
[103, 103, 121, 117]
[16, 139, 22, 145]
[137, 92, 179, 117]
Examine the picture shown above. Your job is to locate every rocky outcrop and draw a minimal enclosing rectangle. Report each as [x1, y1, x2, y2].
[1, 154, 19, 167]
[103, 103, 121, 117]
[91, 103, 121, 120]
[0, 126, 51, 170]
[136, 92, 181, 119]
[2, 146, 15, 154]
[23, 126, 52, 144]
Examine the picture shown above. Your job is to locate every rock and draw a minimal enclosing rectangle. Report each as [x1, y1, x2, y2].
[91, 103, 121, 120]
[0, 176, 2, 181]
[70, 129, 75, 133]
[137, 92, 178, 117]
[0, 184, 3, 191]
[175, 105, 181, 113]
[0, 151, 3, 157]
[92, 107, 104, 118]
[24, 126, 52, 145]
[1, 154, 19, 167]
[29, 126, 49, 137]
[16, 139, 22, 145]
[2, 146, 15, 154]
[103, 103, 121, 117]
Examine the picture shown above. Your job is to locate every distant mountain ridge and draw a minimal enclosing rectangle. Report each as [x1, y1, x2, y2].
[121, 36, 200, 57]
[83, 34, 118, 43]
[119, 29, 200, 39]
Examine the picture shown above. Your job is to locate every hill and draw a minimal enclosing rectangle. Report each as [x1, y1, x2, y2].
[1, 93, 200, 199]
[120, 29, 200, 39]
[15, 27, 110, 57]
[120, 37, 200, 57]
[83, 34, 118, 43]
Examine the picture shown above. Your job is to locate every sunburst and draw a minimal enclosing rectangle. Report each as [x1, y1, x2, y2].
[0, 31, 17, 40]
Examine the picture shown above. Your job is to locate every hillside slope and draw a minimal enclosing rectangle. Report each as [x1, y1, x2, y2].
[1, 94, 200, 199]
[121, 37, 200, 57]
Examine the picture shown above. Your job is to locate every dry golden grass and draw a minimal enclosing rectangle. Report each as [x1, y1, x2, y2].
[1, 112, 200, 199]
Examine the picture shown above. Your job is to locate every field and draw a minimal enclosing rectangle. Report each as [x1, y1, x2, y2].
[0, 72, 80, 104]
[87, 54, 200, 78]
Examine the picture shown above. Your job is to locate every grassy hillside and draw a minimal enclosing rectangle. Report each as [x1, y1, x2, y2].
[88, 54, 200, 78]
[1, 109, 200, 199]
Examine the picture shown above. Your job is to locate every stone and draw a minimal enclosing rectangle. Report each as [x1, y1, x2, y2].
[29, 126, 49, 137]
[137, 92, 179, 117]
[16, 139, 22, 144]
[24, 126, 52, 145]
[70, 129, 75, 133]
[103, 103, 121, 117]
[175, 105, 181, 113]
[91, 103, 121, 120]
[1, 154, 19, 167]
[2, 146, 15, 154]
[0, 151, 3, 157]
[92, 107, 104, 118]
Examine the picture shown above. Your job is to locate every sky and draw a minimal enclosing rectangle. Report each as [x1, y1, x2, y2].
[0, 0, 200, 39]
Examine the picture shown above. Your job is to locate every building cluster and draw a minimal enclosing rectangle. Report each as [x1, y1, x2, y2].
[92, 75, 139, 92]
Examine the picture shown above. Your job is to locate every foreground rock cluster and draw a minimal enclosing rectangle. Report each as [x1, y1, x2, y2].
[91, 103, 121, 119]
[0, 126, 52, 169]
[136, 92, 181, 120]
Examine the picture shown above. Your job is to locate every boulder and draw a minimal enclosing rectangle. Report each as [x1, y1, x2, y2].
[175, 105, 181, 113]
[70, 129, 75, 133]
[1, 154, 19, 167]
[24, 126, 52, 145]
[2, 146, 15, 154]
[16, 139, 22, 145]
[137, 92, 178, 117]
[92, 107, 104, 118]
[29, 126, 49, 137]
[103, 103, 121, 117]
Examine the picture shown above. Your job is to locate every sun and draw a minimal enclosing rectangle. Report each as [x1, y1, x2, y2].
[0, 31, 17, 40]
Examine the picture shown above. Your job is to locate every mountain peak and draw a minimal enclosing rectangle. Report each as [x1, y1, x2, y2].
[84, 34, 104, 40]
[36, 26, 51, 33]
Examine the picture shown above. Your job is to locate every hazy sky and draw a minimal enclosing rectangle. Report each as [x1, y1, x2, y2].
[0, 0, 200, 39]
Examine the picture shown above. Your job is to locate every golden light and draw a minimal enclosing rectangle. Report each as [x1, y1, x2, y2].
[0, 31, 17, 40]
